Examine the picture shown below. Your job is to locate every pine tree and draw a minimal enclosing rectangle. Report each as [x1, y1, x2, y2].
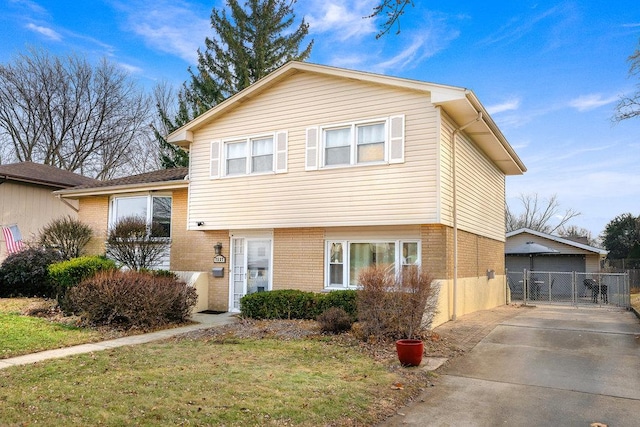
[156, 0, 312, 168]
[188, 0, 313, 110]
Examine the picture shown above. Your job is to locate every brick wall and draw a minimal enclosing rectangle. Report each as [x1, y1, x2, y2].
[420, 224, 504, 280]
[78, 196, 109, 255]
[273, 228, 325, 292]
[169, 189, 229, 311]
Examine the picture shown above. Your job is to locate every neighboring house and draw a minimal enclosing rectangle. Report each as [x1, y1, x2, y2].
[0, 161, 97, 261]
[505, 228, 608, 273]
[58, 62, 526, 326]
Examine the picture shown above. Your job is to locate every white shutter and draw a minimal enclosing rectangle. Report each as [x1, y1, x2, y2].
[210, 140, 221, 179]
[388, 115, 405, 164]
[275, 131, 288, 173]
[305, 127, 319, 171]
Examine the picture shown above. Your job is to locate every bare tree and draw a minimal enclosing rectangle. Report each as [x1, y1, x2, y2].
[558, 225, 596, 246]
[614, 39, 640, 122]
[367, 0, 415, 38]
[506, 193, 581, 234]
[0, 48, 153, 179]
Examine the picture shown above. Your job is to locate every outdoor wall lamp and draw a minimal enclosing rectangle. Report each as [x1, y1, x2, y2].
[214, 242, 223, 256]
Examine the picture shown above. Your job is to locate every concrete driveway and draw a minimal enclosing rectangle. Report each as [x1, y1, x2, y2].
[382, 305, 640, 426]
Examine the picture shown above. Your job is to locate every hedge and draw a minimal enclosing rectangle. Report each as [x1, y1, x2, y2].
[240, 289, 357, 320]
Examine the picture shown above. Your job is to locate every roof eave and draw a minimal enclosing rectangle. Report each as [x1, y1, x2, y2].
[55, 180, 189, 198]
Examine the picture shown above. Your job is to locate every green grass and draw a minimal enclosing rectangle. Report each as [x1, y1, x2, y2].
[0, 337, 409, 426]
[0, 298, 101, 359]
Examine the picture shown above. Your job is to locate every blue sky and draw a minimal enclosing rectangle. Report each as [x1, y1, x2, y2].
[1, 0, 639, 240]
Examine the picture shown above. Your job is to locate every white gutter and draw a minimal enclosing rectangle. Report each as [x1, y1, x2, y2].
[451, 111, 482, 321]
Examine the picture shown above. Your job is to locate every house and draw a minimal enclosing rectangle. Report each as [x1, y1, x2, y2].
[0, 162, 97, 261]
[505, 228, 608, 273]
[57, 62, 526, 327]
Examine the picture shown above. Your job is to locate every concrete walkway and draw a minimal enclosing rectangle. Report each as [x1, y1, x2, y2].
[0, 312, 237, 370]
[382, 305, 640, 427]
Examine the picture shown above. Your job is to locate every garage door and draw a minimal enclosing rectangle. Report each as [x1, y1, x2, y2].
[506, 255, 585, 273]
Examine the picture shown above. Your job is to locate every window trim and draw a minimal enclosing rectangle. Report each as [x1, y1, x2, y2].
[320, 118, 388, 168]
[109, 193, 172, 239]
[324, 239, 421, 289]
[222, 133, 275, 177]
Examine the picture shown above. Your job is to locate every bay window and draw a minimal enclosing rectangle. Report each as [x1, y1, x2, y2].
[326, 240, 420, 288]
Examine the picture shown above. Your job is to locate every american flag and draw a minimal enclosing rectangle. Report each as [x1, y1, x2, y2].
[2, 224, 24, 254]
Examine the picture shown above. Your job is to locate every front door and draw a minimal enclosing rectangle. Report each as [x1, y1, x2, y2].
[230, 237, 272, 311]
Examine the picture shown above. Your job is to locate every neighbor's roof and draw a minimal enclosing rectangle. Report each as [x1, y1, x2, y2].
[0, 161, 97, 188]
[56, 167, 189, 198]
[167, 61, 526, 175]
[506, 228, 608, 255]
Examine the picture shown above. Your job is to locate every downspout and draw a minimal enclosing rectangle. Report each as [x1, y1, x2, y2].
[451, 111, 482, 320]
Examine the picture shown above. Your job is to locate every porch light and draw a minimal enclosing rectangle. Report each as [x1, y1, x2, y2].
[214, 242, 223, 256]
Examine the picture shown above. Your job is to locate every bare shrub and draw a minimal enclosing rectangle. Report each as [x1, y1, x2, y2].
[105, 216, 170, 271]
[317, 307, 353, 334]
[357, 264, 438, 341]
[38, 216, 93, 260]
[68, 270, 197, 329]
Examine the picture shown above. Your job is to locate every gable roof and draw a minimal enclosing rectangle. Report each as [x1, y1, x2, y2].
[56, 167, 189, 198]
[167, 61, 526, 175]
[506, 228, 608, 255]
[0, 161, 97, 189]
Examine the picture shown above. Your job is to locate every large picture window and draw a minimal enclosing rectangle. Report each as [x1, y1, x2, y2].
[326, 240, 420, 288]
[111, 195, 172, 238]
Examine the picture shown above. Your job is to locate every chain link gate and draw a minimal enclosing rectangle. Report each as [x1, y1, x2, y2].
[507, 270, 631, 308]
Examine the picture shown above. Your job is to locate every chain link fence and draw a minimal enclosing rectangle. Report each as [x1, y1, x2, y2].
[507, 269, 630, 308]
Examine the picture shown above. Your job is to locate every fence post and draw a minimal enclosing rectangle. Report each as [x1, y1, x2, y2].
[524, 268, 528, 305]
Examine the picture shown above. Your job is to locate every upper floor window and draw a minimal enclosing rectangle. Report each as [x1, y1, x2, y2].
[225, 136, 274, 176]
[111, 195, 171, 238]
[323, 121, 386, 167]
[306, 115, 404, 171]
[210, 131, 287, 179]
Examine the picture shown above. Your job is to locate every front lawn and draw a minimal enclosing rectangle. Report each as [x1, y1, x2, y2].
[0, 298, 101, 359]
[0, 334, 421, 426]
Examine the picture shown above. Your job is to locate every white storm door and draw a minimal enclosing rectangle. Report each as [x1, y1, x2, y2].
[229, 237, 272, 312]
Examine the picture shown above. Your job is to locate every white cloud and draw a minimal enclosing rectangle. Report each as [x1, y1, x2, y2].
[25, 23, 61, 41]
[568, 94, 619, 112]
[112, 0, 211, 64]
[486, 97, 521, 115]
[305, 1, 377, 41]
[117, 62, 143, 74]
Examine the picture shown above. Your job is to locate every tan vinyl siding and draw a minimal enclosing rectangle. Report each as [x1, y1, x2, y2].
[440, 115, 506, 241]
[0, 182, 80, 260]
[187, 72, 440, 230]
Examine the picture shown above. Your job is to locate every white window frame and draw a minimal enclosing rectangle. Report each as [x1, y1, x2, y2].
[109, 193, 172, 239]
[222, 133, 275, 177]
[320, 118, 388, 168]
[324, 239, 421, 289]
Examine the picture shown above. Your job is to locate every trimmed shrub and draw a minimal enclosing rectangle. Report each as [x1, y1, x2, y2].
[240, 289, 358, 320]
[317, 307, 353, 334]
[240, 289, 316, 320]
[48, 256, 117, 312]
[38, 216, 93, 260]
[0, 248, 64, 298]
[315, 290, 357, 320]
[68, 270, 197, 329]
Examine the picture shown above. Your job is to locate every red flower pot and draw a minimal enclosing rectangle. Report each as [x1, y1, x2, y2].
[395, 339, 424, 367]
